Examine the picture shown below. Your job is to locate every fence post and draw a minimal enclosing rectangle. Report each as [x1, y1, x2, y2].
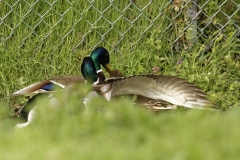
[187, 0, 198, 49]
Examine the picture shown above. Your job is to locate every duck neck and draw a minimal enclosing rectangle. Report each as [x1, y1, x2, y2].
[96, 69, 106, 85]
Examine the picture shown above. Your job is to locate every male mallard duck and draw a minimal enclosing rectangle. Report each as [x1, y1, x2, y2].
[10, 47, 122, 96]
[12, 47, 123, 128]
[81, 57, 216, 110]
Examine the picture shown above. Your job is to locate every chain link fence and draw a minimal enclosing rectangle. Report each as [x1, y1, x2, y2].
[1, 0, 240, 53]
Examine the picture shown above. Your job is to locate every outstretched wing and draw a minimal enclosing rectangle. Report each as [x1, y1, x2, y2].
[8, 76, 85, 96]
[9, 81, 53, 96]
[103, 74, 215, 109]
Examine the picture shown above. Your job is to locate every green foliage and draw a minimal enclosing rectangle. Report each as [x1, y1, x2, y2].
[1, 96, 240, 159]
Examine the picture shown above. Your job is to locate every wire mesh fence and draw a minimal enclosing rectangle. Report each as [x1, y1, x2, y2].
[1, 0, 240, 53]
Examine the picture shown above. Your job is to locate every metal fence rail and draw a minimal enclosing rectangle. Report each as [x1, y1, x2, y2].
[1, 0, 239, 53]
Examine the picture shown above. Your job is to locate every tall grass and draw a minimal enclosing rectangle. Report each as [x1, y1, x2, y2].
[1, 94, 240, 159]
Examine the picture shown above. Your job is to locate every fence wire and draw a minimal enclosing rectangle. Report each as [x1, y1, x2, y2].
[1, 0, 240, 53]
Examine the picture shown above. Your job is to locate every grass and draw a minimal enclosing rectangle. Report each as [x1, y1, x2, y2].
[1, 95, 240, 159]
[0, 0, 240, 159]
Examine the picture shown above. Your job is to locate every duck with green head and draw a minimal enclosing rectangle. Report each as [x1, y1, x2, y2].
[81, 56, 216, 110]
[10, 47, 121, 96]
[12, 47, 123, 128]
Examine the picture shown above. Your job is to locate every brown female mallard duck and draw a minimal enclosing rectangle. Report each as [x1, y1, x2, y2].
[81, 57, 216, 110]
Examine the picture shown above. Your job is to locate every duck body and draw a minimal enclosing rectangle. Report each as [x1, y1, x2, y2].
[10, 47, 115, 96]
[12, 47, 122, 128]
[81, 57, 216, 110]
